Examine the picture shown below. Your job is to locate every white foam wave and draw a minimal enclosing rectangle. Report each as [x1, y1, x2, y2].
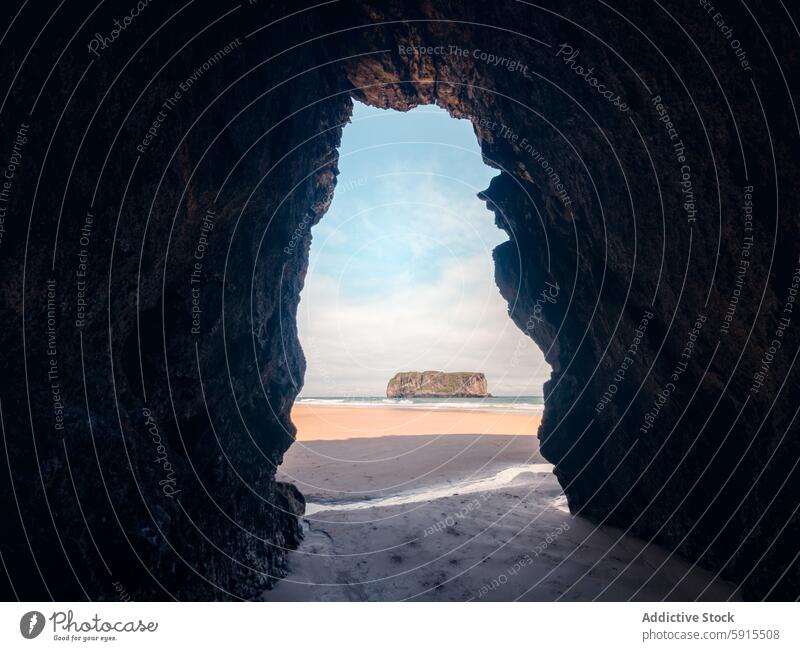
[296, 397, 544, 413]
[305, 463, 556, 515]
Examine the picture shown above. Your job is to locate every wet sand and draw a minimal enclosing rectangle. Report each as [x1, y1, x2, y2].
[266, 425, 740, 601]
[291, 404, 541, 440]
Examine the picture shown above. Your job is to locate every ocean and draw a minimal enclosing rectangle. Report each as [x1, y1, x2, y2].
[294, 395, 545, 414]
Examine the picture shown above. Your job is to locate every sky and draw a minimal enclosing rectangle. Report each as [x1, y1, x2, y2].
[297, 101, 550, 397]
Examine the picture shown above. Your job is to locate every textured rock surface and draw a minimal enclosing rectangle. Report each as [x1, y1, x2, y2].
[386, 371, 489, 398]
[0, 0, 798, 600]
[0, 2, 349, 601]
[331, 0, 800, 600]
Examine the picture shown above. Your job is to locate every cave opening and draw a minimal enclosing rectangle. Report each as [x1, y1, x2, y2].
[292, 100, 551, 439]
[267, 100, 571, 600]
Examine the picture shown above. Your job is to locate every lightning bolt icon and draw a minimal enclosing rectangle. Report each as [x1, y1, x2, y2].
[28, 613, 38, 634]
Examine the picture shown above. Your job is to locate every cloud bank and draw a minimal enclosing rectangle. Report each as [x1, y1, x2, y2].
[297, 103, 550, 396]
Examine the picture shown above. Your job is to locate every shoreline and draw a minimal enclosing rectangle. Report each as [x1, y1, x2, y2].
[291, 403, 542, 441]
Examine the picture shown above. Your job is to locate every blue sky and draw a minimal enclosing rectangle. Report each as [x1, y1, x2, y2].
[297, 101, 549, 396]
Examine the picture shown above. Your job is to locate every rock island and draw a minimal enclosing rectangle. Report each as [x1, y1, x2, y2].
[386, 371, 490, 398]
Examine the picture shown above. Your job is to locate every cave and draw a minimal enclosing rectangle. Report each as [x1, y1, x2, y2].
[0, 1, 798, 601]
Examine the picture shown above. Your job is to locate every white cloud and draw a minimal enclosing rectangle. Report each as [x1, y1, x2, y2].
[298, 252, 550, 396]
[296, 102, 551, 397]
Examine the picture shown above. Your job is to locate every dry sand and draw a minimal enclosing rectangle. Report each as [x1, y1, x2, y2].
[264, 409, 739, 601]
[291, 404, 541, 440]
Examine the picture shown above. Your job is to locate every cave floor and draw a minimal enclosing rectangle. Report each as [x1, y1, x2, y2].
[264, 434, 739, 601]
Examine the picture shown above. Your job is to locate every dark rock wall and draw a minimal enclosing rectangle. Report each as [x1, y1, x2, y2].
[332, 0, 800, 599]
[0, 2, 350, 600]
[0, 0, 798, 600]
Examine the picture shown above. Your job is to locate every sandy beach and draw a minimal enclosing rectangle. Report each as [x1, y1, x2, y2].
[291, 403, 542, 440]
[264, 405, 740, 601]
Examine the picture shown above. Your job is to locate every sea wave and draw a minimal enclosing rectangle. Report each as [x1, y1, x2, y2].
[295, 396, 544, 413]
[295, 398, 347, 405]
